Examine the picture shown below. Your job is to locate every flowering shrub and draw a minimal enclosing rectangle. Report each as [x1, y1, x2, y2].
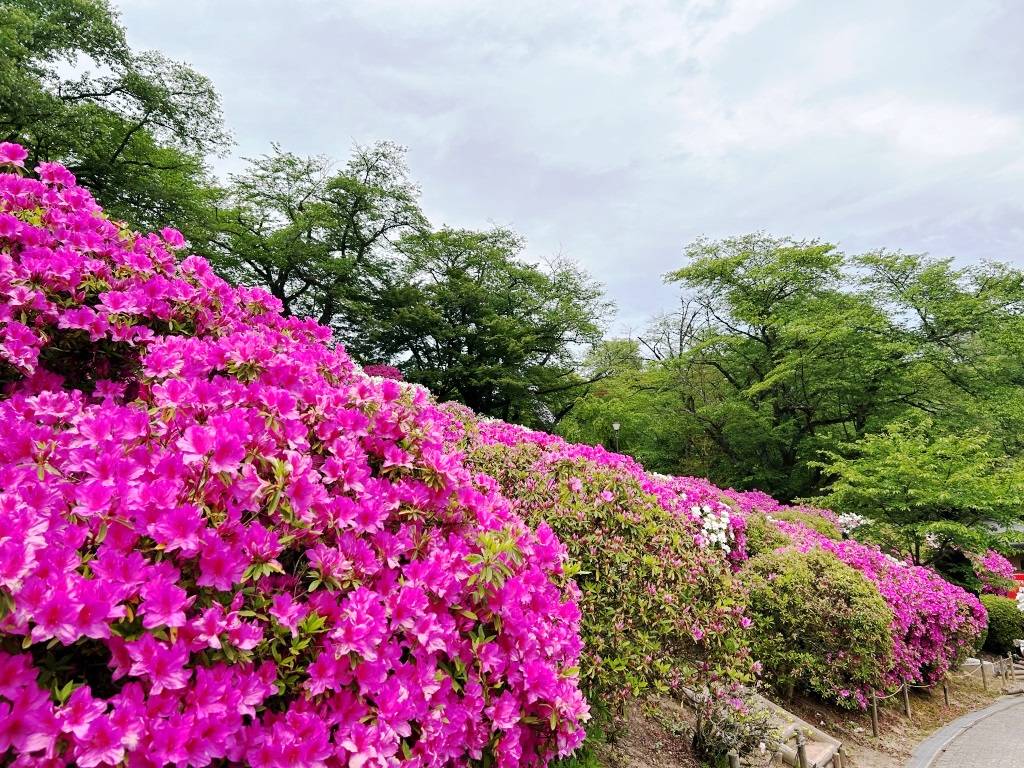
[0, 149, 588, 767]
[973, 550, 1015, 596]
[728, 493, 986, 692]
[362, 364, 404, 381]
[740, 514, 789, 559]
[448, 416, 760, 758]
[743, 548, 893, 708]
[766, 509, 841, 540]
[835, 512, 869, 536]
[729, 495, 985, 706]
[789, 530, 983, 688]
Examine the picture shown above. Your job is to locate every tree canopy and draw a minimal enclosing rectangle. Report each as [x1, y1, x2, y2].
[561, 235, 1024, 512]
[205, 143, 426, 348]
[0, 0, 228, 232]
[366, 226, 611, 427]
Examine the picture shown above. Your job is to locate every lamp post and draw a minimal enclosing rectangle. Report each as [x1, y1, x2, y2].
[611, 421, 620, 452]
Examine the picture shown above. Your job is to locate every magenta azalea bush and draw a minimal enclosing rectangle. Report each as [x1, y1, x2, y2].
[362, 365, 404, 382]
[0, 149, 587, 767]
[727, 491, 986, 702]
[974, 549, 1015, 596]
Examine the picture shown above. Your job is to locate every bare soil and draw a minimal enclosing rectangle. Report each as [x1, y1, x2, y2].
[593, 699, 702, 768]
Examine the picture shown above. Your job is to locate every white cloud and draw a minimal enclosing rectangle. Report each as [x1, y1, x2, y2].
[670, 87, 1020, 160]
[847, 97, 1019, 157]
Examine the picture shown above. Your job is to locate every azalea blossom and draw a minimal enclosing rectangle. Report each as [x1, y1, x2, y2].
[0, 142, 27, 167]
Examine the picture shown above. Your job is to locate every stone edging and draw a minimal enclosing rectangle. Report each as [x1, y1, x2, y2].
[904, 693, 1024, 768]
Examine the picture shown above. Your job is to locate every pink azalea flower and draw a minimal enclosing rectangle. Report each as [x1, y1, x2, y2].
[58, 686, 106, 738]
[337, 722, 382, 768]
[36, 161, 76, 187]
[126, 635, 190, 694]
[209, 436, 245, 474]
[0, 687, 58, 755]
[150, 504, 205, 554]
[191, 604, 227, 649]
[485, 692, 521, 730]
[30, 592, 81, 644]
[159, 227, 186, 249]
[269, 593, 308, 634]
[0, 142, 28, 167]
[139, 579, 191, 628]
[73, 590, 122, 639]
[176, 425, 215, 465]
[196, 537, 248, 591]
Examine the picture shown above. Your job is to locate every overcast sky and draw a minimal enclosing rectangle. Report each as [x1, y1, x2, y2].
[117, 0, 1024, 332]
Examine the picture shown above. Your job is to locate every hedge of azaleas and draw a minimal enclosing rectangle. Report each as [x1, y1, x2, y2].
[0, 143, 990, 766]
[0, 146, 587, 767]
[439, 413, 765, 758]
[726, 491, 986, 703]
[975, 549, 1015, 596]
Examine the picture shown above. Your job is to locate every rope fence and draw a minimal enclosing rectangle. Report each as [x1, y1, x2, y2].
[869, 653, 1018, 737]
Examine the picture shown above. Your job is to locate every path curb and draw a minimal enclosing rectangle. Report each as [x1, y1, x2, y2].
[905, 693, 1024, 768]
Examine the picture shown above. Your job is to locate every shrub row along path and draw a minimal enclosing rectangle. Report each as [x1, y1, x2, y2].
[906, 694, 1024, 768]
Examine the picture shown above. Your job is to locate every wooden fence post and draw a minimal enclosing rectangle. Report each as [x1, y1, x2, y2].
[871, 692, 880, 737]
[902, 685, 912, 720]
[796, 734, 809, 768]
[982, 662, 988, 690]
[943, 679, 949, 706]
[727, 750, 740, 768]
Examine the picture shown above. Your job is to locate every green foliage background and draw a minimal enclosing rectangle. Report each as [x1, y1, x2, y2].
[979, 595, 1024, 655]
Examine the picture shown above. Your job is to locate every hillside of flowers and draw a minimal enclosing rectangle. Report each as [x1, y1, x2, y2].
[0, 145, 988, 767]
[442, 410, 985, 719]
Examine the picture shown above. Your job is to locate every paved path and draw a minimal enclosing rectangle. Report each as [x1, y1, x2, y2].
[906, 695, 1024, 768]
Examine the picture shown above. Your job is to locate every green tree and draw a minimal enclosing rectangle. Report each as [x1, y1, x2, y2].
[814, 418, 1024, 582]
[659, 234, 919, 498]
[557, 339, 705, 468]
[368, 227, 610, 427]
[565, 234, 1024, 507]
[858, 250, 1024, 451]
[0, 0, 228, 232]
[206, 143, 426, 346]
[810, 253, 1024, 579]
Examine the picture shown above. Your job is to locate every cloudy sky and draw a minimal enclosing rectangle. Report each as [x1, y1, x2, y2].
[117, 0, 1024, 331]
